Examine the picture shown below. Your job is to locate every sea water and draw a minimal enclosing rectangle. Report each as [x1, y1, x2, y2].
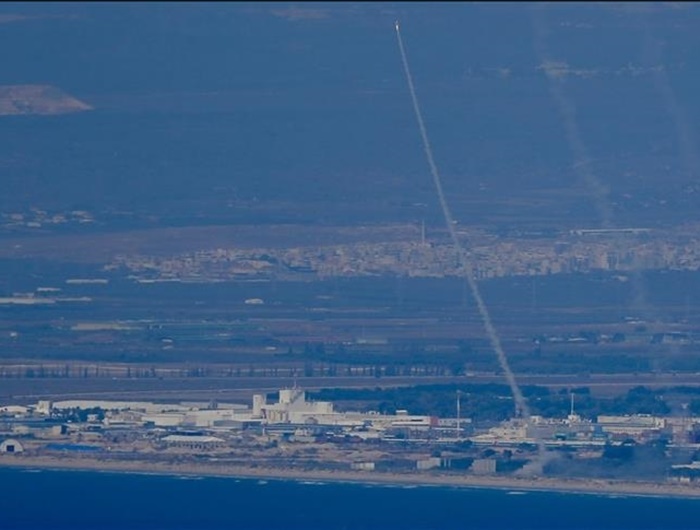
[1, 468, 700, 530]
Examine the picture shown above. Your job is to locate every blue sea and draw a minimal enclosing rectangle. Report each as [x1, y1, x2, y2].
[1, 468, 699, 530]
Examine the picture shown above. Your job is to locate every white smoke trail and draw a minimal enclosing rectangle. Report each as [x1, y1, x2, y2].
[532, 6, 678, 366]
[394, 22, 534, 426]
[637, 16, 700, 358]
[531, 8, 613, 229]
[642, 20, 700, 185]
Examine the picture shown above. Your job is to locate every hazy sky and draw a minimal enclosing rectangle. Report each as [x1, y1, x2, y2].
[1, 3, 699, 226]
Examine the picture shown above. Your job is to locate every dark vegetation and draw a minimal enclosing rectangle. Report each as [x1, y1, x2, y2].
[309, 385, 677, 421]
[3, 270, 700, 380]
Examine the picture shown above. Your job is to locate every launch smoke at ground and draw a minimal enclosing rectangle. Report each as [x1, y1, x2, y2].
[393, 22, 534, 426]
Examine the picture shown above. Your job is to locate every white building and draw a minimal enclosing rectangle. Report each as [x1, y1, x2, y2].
[51, 400, 193, 414]
[144, 408, 252, 428]
[253, 388, 435, 432]
[473, 419, 530, 445]
[471, 458, 497, 474]
[0, 405, 30, 417]
[36, 401, 53, 415]
[596, 415, 665, 437]
[255, 388, 334, 424]
[0, 438, 24, 453]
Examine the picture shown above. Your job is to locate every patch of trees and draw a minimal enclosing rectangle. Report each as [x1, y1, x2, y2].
[52, 407, 105, 423]
[309, 384, 675, 421]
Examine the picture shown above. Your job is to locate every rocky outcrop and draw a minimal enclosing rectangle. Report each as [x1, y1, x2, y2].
[0, 84, 92, 116]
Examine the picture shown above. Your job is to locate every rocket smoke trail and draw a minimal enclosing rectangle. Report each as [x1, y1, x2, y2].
[394, 22, 538, 445]
[531, 9, 613, 229]
[531, 6, 680, 362]
[642, 19, 700, 185]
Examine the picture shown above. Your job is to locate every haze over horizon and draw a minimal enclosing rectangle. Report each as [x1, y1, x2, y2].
[1, 2, 699, 230]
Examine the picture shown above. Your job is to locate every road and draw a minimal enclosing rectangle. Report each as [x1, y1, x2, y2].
[1, 371, 699, 404]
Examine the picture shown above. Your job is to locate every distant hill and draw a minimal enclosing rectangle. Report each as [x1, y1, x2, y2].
[0, 84, 92, 116]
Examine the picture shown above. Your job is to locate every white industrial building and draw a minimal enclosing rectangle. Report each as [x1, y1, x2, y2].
[0, 405, 30, 416]
[2, 387, 435, 434]
[253, 388, 436, 431]
[253, 388, 333, 424]
[0, 438, 24, 453]
[50, 400, 248, 415]
[144, 408, 253, 428]
[472, 415, 596, 446]
[596, 414, 666, 437]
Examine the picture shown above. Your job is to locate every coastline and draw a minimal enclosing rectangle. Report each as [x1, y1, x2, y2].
[3, 455, 700, 500]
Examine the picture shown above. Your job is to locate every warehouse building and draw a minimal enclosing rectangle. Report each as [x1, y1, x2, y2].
[0, 438, 24, 453]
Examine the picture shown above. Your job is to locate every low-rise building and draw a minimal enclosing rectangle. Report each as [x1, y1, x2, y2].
[471, 458, 497, 474]
[0, 438, 24, 453]
[596, 414, 665, 440]
[0, 406, 30, 417]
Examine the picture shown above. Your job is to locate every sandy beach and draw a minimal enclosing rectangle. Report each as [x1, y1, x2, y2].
[3, 454, 700, 500]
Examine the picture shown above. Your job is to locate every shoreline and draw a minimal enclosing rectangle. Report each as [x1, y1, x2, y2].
[3, 455, 700, 500]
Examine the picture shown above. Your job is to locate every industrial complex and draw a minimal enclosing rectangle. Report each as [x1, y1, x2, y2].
[3, 386, 700, 483]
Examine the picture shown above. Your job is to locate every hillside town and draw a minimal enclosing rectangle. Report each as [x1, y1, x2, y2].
[109, 224, 700, 282]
